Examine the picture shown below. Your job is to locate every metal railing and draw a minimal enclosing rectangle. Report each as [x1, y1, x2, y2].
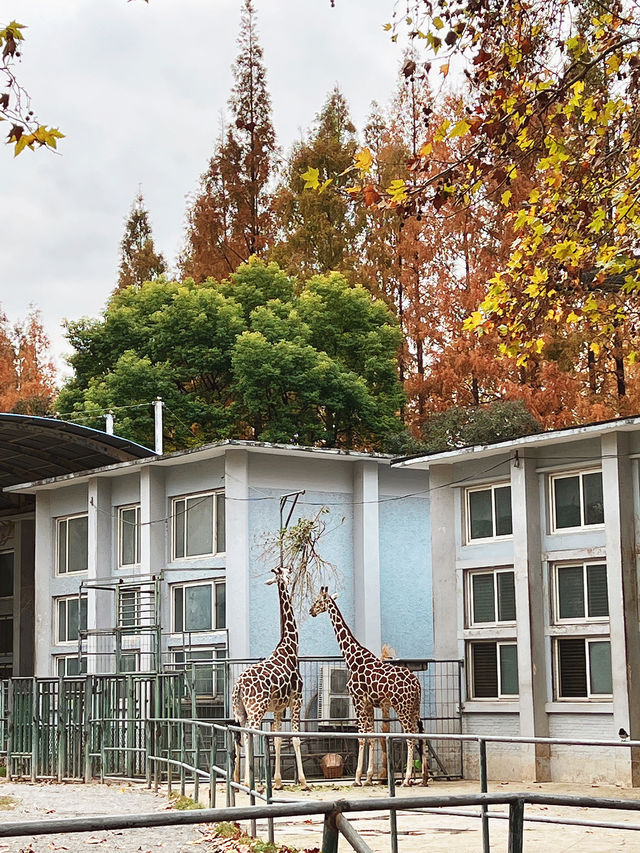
[1, 791, 640, 853]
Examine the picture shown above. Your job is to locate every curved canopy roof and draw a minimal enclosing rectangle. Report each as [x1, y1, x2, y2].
[0, 414, 154, 512]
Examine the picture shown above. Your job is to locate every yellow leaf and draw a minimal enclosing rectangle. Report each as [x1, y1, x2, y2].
[590, 341, 601, 356]
[354, 148, 373, 173]
[319, 178, 333, 194]
[419, 141, 433, 157]
[386, 179, 408, 203]
[501, 189, 512, 207]
[440, 63, 450, 77]
[566, 311, 580, 324]
[534, 338, 545, 354]
[450, 118, 471, 138]
[300, 167, 320, 190]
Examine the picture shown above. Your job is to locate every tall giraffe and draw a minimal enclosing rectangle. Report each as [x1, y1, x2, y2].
[310, 586, 426, 787]
[232, 565, 309, 790]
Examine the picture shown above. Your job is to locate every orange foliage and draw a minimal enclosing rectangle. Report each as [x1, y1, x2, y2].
[0, 308, 56, 415]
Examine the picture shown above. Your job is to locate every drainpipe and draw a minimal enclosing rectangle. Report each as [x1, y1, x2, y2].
[153, 397, 163, 455]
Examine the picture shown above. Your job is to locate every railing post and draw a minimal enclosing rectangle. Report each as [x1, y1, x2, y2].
[508, 797, 525, 853]
[321, 807, 339, 853]
[225, 727, 235, 807]
[263, 732, 274, 845]
[209, 732, 216, 808]
[83, 677, 92, 783]
[386, 735, 398, 853]
[145, 719, 152, 789]
[179, 721, 186, 797]
[31, 678, 38, 782]
[153, 720, 160, 793]
[6, 679, 13, 780]
[248, 731, 256, 838]
[479, 738, 490, 853]
[193, 721, 200, 804]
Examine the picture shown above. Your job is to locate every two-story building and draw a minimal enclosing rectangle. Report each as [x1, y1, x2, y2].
[395, 415, 640, 786]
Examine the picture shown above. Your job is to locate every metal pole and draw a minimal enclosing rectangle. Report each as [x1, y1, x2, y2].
[264, 733, 274, 844]
[193, 722, 200, 804]
[387, 735, 398, 853]
[153, 398, 163, 455]
[179, 722, 186, 797]
[248, 732, 256, 837]
[336, 813, 375, 853]
[31, 677, 38, 782]
[225, 728, 234, 807]
[321, 809, 340, 853]
[153, 721, 159, 793]
[479, 738, 490, 853]
[508, 797, 525, 853]
[209, 735, 216, 808]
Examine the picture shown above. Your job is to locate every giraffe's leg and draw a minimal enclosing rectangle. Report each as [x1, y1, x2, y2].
[272, 711, 283, 790]
[364, 705, 376, 785]
[379, 700, 391, 782]
[354, 705, 374, 787]
[397, 711, 419, 787]
[290, 692, 309, 791]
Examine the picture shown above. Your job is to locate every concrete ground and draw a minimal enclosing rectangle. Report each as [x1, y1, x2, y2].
[0, 777, 639, 851]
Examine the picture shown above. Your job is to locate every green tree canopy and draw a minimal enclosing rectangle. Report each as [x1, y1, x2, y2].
[57, 258, 405, 451]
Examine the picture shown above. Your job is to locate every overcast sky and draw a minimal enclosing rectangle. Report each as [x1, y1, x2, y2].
[0, 0, 403, 377]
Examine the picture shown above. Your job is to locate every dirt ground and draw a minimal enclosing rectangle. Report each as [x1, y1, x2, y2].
[0, 777, 640, 852]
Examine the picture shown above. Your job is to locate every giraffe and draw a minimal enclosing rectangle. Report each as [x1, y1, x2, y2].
[232, 565, 309, 790]
[310, 586, 427, 787]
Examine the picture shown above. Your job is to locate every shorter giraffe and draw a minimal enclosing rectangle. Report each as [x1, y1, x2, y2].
[310, 586, 426, 787]
[232, 565, 309, 790]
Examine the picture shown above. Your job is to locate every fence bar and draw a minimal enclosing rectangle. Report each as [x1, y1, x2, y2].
[248, 732, 256, 838]
[386, 735, 398, 853]
[321, 809, 339, 853]
[193, 721, 200, 804]
[225, 728, 234, 807]
[209, 736, 216, 808]
[336, 813, 374, 853]
[479, 738, 489, 853]
[263, 732, 274, 845]
[508, 797, 525, 853]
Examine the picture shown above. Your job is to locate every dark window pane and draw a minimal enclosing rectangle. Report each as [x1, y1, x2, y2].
[68, 599, 79, 641]
[583, 472, 604, 525]
[215, 583, 226, 629]
[216, 494, 226, 553]
[557, 638, 587, 697]
[185, 585, 212, 632]
[472, 574, 495, 623]
[330, 668, 349, 694]
[58, 599, 67, 642]
[494, 487, 513, 536]
[121, 508, 138, 565]
[589, 641, 612, 695]
[499, 644, 519, 695]
[0, 617, 12, 654]
[80, 598, 87, 633]
[174, 587, 183, 633]
[0, 552, 13, 597]
[469, 490, 493, 539]
[174, 500, 185, 558]
[471, 642, 498, 698]
[497, 572, 516, 622]
[330, 697, 350, 718]
[587, 564, 608, 617]
[119, 653, 138, 674]
[58, 519, 67, 573]
[557, 566, 585, 619]
[67, 516, 88, 573]
[554, 477, 581, 529]
[186, 496, 213, 557]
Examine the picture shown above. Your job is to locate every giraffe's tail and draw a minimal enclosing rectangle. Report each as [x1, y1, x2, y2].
[232, 689, 248, 754]
[416, 717, 424, 760]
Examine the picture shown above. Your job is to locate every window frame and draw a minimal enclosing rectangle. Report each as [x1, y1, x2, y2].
[171, 580, 226, 634]
[465, 483, 513, 543]
[467, 640, 519, 700]
[549, 469, 604, 533]
[55, 513, 89, 575]
[118, 504, 141, 568]
[466, 568, 517, 628]
[552, 561, 609, 626]
[55, 655, 87, 678]
[171, 490, 225, 560]
[553, 636, 613, 700]
[117, 587, 140, 630]
[55, 595, 87, 645]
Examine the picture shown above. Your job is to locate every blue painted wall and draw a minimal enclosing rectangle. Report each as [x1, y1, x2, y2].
[379, 495, 432, 657]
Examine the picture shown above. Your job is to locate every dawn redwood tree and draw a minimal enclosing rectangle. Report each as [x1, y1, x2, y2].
[57, 259, 404, 451]
[271, 87, 365, 277]
[115, 191, 167, 294]
[181, 0, 277, 282]
[0, 307, 56, 414]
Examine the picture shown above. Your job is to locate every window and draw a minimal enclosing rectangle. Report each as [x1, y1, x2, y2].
[465, 567, 518, 699]
[172, 581, 225, 633]
[0, 615, 12, 655]
[56, 596, 87, 644]
[118, 652, 139, 674]
[172, 491, 225, 559]
[56, 515, 88, 574]
[551, 471, 604, 531]
[117, 588, 139, 629]
[119, 505, 141, 567]
[551, 562, 611, 700]
[467, 569, 516, 626]
[468, 641, 519, 699]
[0, 552, 13, 598]
[56, 655, 87, 677]
[174, 648, 225, 696]
[466, 484, 512, 541]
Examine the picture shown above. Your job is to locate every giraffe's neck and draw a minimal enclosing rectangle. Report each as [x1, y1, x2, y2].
[275, 574, 298, 655]
[326, 597, 373, 672]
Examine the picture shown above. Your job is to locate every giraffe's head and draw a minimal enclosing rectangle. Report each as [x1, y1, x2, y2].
[266, 564, 291, 587]
[309, 586, 333, 617]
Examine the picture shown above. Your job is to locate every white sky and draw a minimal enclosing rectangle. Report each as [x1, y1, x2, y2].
[0, 0, 402, 377]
